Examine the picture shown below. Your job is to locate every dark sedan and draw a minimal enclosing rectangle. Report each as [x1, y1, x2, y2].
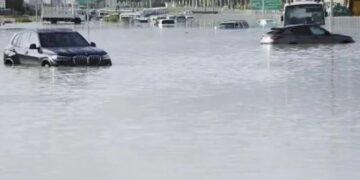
[261, 24, 354, 44]
[3, 29, 112, 66]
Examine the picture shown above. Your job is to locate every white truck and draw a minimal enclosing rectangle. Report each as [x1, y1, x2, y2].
[41, 5, 82, 24]
[281, 0, 327, 26]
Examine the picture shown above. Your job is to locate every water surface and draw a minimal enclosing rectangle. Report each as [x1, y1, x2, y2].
[0, 22, 360, 180]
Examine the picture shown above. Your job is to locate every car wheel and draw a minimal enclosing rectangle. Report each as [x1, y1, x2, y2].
[41, 61, 51, 67]
[4, 58, 15, 66]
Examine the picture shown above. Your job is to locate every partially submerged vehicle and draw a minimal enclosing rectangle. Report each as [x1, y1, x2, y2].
[3, 29, 112, 66]
[157, 19, 175, 28]
[41, 5, 82, 24]
[282, 0, 327, 26]
[175, 15, 187, 23]
[261, 24, 354, 44]
[217, 20, 250, 29]
[257, 19, 277, 28]
[134, 15, 149, 23]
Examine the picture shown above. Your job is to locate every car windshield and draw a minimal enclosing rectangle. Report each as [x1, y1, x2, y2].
[162, 20, 174, 24]
[220, 23, 235, 28]
[39, 32, 89, 48]
[284, 4, 325, 25]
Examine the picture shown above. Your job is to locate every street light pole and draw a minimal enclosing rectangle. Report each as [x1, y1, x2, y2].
[87, 0, 90, 42]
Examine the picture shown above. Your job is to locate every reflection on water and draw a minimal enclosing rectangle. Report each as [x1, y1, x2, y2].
[0, 22, 360, 180]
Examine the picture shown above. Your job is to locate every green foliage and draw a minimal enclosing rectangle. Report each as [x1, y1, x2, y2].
[103, 14, 119, 22]
[5, 0, 24, 13]
[333, 3, 351, 16]
[14, 16, 32, 23]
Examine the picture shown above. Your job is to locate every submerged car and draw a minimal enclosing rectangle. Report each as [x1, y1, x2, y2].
[157, 19, 175, 28]
[217, 20, 249, 29]
[3, 28, 112, 66]
[261, 24, 354, 44]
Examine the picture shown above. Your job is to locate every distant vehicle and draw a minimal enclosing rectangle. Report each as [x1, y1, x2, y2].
[260, 24, 354, 44]
[257, 19, 277, 28]
[217, 20, 249, 29]
[185, 15, 194, 20]
[166, 15, 175, 20]
[41, 5, 81, 24]
[157, 19, 175, 28]
[134, 15, 149, 23]
[152, 15, 168, 26]
[282, 0, 327, 26]
[3, 29, 112, 66]
[175, 15, 186, 23]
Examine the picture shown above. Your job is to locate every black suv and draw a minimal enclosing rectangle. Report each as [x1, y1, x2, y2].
[3, 29, 112, 66]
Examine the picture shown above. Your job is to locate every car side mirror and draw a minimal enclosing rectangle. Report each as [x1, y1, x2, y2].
[29, 44, 37, 50]
[90, 42, 96, 47]
[281, 15, 284, 22]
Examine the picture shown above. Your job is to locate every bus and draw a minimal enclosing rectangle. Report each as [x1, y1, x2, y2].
[282, 0, 327, 26]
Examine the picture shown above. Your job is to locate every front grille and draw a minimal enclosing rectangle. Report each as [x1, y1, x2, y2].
[73, 55, 89, 66]
[88, 55, 101, 65]
[72, 55, 102, 66]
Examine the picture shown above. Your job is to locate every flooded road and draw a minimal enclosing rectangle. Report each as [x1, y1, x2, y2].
[0, 23, 360, 180]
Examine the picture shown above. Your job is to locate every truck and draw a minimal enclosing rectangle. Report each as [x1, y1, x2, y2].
[281, 0, 327, 26]
[41, 4, 82, 24]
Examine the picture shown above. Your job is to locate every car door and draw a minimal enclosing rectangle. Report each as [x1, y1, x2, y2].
[17, 32, 33, 65]
[5, 34, 21, 64]
[309, 26, 333, 43]
[26, 32, 42, 65]
[290, 26, 314, 43]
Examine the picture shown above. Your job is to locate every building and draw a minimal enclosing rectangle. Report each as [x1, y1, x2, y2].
[24, 0, 41, 8]
[105, 0, 117, 9]
[0, 0, 6, 8]
[5, 0, 24, 12]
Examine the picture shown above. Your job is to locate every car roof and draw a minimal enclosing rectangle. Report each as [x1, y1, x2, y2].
[271, 24, 320, 30]
[16, 28, 75, 34]
[222, 20, 248, 23]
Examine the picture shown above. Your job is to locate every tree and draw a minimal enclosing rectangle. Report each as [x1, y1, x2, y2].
[6, 0, 24, 13]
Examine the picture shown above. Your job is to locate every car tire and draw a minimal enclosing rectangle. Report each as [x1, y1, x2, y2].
[74, 18, 81, 24]
[4, 58, 15, 66]
[41, 60, 51, 67]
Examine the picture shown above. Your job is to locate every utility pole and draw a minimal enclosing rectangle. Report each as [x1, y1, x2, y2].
[35, 0, 38, 23]
[87, 0, 90, 42]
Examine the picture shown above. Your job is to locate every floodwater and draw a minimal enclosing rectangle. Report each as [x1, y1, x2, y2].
[0, 22, 360, 180]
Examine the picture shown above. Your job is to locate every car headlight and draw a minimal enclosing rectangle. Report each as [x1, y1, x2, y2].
[101, 54, 111, 60]
[50, 55, 72, 61]
[261, 36, 274, 44]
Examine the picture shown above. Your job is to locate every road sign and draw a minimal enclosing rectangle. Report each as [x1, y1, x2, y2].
[250, 0, 282, 10]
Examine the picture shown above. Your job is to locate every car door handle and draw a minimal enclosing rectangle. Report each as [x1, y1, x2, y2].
[25, 51, 28, 55]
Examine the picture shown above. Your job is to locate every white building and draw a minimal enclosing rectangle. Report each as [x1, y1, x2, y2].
[106, 0, 117, 9]
[0, 0, 5, 9]
[24, 0, 42, 8]
[40, 0, 75, 6]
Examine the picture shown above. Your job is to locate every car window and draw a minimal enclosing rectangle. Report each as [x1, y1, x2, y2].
[290, 26, 312, 35]
[29, 32, 39, 46]
[39, 32, 89, 48]
[20, 32, 31, 48]
[309, 26, 328, 36]
[11, 34, 19, 46]
[15, 33, 23, 47]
